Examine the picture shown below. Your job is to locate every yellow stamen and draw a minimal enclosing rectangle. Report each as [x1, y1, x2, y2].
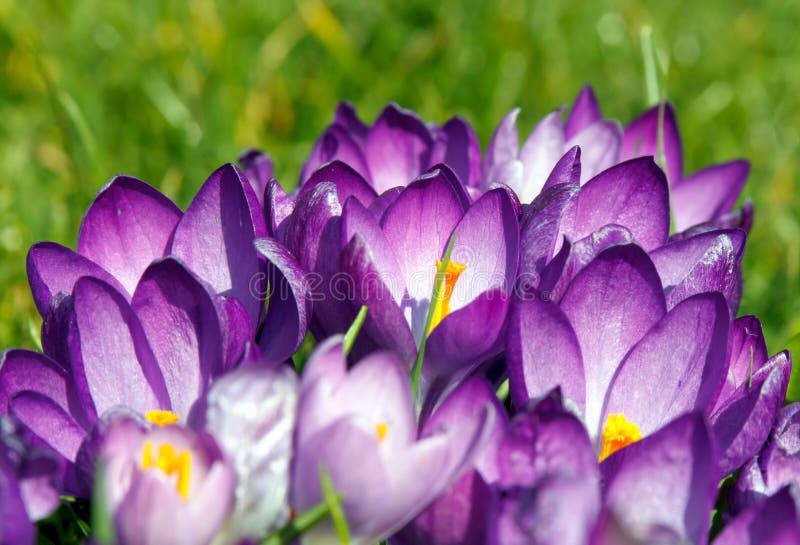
[141, 440, 192, 500]
[376, 422, 388, 443]
[428, 259, 467, 334]
[599, 413, 642, 461]
[145, 410, 180, 427]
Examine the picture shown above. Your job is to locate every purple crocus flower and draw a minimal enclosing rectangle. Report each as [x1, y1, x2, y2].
[93, 415, 235, 545]
[278, 162, 519, 402]
[509, 243, 731, 459]
[485, 86, 750, 233]
[391, 376, 508, 545]
[291, 337, 489, 545]
[734, 403, 800, 511]
[300, 102, 482, 192]
[0, 257, 237, 495]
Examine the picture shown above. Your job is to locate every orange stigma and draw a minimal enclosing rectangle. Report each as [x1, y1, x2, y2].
[429, 259, 467, 334]
[599, 413, 642, 461]
[145, 410, 180, 427]
[141, 441, 192, 499]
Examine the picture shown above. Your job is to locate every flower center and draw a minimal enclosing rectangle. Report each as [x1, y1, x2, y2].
[375, 422, 388, 443]
[141, 441, 192, 499]
[429, 259, 467, 334]
[599, 413, 642, 461]
[145, 410, 180, 427]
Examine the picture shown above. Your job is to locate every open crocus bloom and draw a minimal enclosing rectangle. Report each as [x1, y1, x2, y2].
[94, 416, 235, 545]
[272, 162, 519, 400]
[509, 243, 732, 458]
[0, 258, 237, 494]
[485, 86, 750, 233]
[299, 102, 481, 192]
[291, 337, 489, 545]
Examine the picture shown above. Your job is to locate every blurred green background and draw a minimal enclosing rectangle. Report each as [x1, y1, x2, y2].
[0, 1, 798, 357]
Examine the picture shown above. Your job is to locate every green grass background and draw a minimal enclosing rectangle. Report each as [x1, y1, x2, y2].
[1, 1, 798, 364]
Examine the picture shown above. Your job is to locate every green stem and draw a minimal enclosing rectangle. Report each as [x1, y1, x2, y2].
[343, 305, 368, 356]
[262, 502, 331, 545]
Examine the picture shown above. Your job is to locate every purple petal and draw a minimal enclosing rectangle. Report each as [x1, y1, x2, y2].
[299, 159, 378, 209]
[380, 166, 468, 323]
[672, 160, 750, 232]
[602, 293, 730, 437]
[170, 164, 267, 325]
[9, 392, 85, 463]
[714, 486, 800, 545]
[485, 109, 520, 175]
[517, 110, 566, 202]
[27, 242, 129, 317]
[518, 182, 579, 288]
[507, 295, 585, 411]
[254, 237, 312, 364]
[338, 234, 416, 363]
[77, 175, 181, 294]
[565, 85, 602, 140]
[284, 181, 342, 273]
[560, 244, 666, 434]
[131, 257, 225, 418]
[566, 120, 622, 184]
[423, 288, 511, 389]
[541, 146, 582, 191]
[0, 350, 91, 428]
[715, 315, 769, 407]
[333, 101, 368, 143]
[368, 187, 403, 219]
[365, 104, 434, 193]
[650, 228, 745, 311]
[264, 179, 294, 241]
[449, 188, 519, 311]
[300, 125, 370, 185]
[712, 352, 791, 475]
[216, 295, 254, 371]
[0, 463, 35, 545]
[238, 148, 274, 207]
[69, 277, 170, 416]
[558, 157, 670, 252]
[600, 412, 717, 545]
[431, 116, 483, 188]
[621, 103, 683, 186]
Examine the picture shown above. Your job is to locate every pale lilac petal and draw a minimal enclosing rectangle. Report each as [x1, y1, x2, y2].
[484, 109, 520, 177]
[27, 242, 129, 316]
[560, 244, 666, 435]
[77, 175, 181, 294]
[517, 110, 566, 202]
[566, 120, 622, 184]
[170, 164, 267, 324]
[672, 160, 750, 232]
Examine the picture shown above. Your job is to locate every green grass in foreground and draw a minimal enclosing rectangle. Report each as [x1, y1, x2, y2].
[0, 0, 798, 365]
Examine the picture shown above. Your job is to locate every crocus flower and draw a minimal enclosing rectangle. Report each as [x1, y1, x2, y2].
[734, 403, 800, 511]
[508, 243, 731, 459]
[291, 337, 489, 545]
[391, 376, 508, 545]
[300, 102, 482, 192]
[277, 162, 519, 403]
[485, 86, 751, 233]
[93, 415, 235, 545]
[196, 364, 298, 544]
[0, 257, 236, 495]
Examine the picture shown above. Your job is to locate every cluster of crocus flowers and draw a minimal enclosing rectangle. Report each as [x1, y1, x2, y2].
[0, 85, 796, 545]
